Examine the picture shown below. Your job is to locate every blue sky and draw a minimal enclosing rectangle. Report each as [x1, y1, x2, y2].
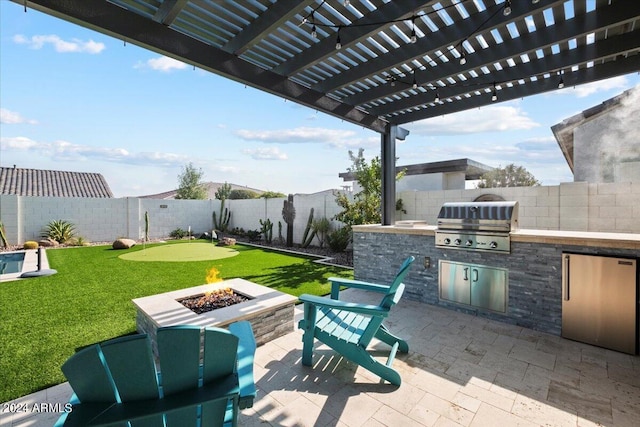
[1, 2, 639, 198]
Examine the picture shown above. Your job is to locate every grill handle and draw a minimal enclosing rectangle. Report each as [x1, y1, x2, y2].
[563, 254, 570, 301]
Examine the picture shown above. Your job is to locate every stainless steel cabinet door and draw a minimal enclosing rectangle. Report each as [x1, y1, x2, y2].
[470, 266, 508, 313]
[562, 254, 637, 354]
[439, 261, 470, 305]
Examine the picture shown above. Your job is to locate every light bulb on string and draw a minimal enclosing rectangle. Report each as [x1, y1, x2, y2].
[503, 1, 512, 16]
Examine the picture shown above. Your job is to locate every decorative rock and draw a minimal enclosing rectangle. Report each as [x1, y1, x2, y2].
[38, 238, 59, 247]
[218, 237, 236, 247]
[112, 238, 136, 249]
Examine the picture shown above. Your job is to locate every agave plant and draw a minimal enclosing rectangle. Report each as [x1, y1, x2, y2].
[42, 219, 76, 243]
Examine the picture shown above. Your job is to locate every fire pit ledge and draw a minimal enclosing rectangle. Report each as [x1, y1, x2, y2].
[133, 278, 297, 352]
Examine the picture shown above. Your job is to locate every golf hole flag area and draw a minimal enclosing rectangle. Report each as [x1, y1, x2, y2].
[119, 242, 239, 262]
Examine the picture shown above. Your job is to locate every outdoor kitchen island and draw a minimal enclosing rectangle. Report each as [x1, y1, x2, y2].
[352, 223, 640, 350]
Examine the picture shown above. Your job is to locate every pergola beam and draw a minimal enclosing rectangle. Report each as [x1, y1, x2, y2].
[313, 0, 565, 94]
[272, 0, 433, 77]
[370, 31, 640, 118]
[342, 0, 639, 108]
[388, 54, 640, 125]
[222, 0, 315, 56]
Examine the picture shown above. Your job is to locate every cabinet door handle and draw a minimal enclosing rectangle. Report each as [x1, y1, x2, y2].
[472, 269, 479, 282]
[563, 255, 570, 301]
[463, 267, 469, 281]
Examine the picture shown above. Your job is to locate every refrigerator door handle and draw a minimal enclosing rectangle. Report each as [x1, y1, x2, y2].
[563, 255, 570, 301]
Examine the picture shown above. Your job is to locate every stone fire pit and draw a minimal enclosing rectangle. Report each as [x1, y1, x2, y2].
[133, 278, 297, 353]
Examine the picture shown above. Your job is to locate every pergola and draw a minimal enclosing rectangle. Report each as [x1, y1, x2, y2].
[14, 0, 640, 223]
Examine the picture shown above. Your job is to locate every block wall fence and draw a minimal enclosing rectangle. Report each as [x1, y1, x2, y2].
[1, 181, 639, 245]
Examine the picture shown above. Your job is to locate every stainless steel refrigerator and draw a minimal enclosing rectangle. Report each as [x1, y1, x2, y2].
[562, 253, 638, 354]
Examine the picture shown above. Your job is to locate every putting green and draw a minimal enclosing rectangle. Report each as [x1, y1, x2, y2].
[119, 242, 239, 262]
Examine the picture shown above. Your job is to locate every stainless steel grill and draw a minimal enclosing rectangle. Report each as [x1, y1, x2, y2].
[435, 201, 519, 254]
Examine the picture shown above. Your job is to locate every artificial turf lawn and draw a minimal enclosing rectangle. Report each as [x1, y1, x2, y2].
[0, 241, 353, 403]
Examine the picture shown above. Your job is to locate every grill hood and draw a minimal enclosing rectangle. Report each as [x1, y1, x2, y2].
[436, 201, 519, 233]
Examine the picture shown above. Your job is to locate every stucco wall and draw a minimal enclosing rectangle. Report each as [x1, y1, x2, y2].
[1, 181, 639, 245]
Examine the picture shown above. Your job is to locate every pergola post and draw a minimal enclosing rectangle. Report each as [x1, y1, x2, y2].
[381, 125, 409, 226]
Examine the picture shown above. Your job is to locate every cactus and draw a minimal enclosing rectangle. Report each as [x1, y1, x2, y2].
[213, 201, 231, 232]
[259, 218, 273, 244]
[312, 217, 331, 248]
[277, 221, 284, 245]
[282, 194, 296, 247]
[301, 208, 317, 248]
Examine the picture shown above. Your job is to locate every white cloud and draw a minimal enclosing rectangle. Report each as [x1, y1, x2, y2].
[554, 75, 628, 98]
[0, 109, 37, 125]
[235, 126, 378, 149]
[135, 56, 188, 72]
[242, 147, 288, 160]
[407, 105, 539, 136]
[0, 136, 40, 150]
[0, 136, 188, 166]
[12, 34, 105, 54]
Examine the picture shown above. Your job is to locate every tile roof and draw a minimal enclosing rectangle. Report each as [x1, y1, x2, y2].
[0, 167, 114, 198]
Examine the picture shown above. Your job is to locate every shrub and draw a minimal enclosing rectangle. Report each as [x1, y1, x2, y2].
[70, 236, 90, 247]
[327, 227, 351, 252]
[42, 219, 75, 243]
[169, 228, 188, 239]
[245, 230, 261, 241]
[23, 241, 38, 249]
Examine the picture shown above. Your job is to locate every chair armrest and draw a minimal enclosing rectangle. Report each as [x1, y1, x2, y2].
[328, 277, 390, 299]
[299, 293, 388, 316]
[228, 321, 257, 409]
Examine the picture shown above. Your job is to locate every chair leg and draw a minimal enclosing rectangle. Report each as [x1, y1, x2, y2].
[375, 324, 409, 353]
[301, 303, 317, 366]
[355, 345, 402, 386]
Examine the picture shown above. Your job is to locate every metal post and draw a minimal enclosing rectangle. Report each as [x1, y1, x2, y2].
[381, 125, 410, 225]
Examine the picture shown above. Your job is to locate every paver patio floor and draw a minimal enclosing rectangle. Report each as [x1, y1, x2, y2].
[2, 289, 639, 426]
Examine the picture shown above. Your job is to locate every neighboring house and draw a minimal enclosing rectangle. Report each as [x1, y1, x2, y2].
[552, 87, 640, 183]
[0, 166, 113, 198]
[339, 158, 494, 192]
[139, 182, 266, 199]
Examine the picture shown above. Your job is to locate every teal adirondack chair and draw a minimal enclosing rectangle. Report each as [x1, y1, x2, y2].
[55, 321, 256, 427]
[298, 256, 415, 386]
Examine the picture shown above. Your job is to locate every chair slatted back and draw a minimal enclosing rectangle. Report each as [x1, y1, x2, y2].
[358, 256, 414, 346]
[379, 256, 414, 309]
[61, 345, 119, 403]
[100, 335, 160, 402]
[157, 325, 239, 426]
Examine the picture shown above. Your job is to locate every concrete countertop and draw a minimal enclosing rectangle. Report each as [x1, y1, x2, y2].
[352, 223, 640, 250]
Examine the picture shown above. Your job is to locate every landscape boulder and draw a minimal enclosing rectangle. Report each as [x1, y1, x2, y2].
[217, 237, 236, 247]
[38, 238, 59, 247]
[112, 238, 136, 249]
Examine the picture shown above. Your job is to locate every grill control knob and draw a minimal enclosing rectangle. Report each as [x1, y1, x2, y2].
[465, 239, 473, 246]
[489, 241, 498, 249]
[443, 238, 451, 245]
[454, 238, 462, 245]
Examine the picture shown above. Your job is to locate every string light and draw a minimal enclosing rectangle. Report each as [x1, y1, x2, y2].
[410, 18, 417, 44]
[491, 83, 498, 102]
[412, 74, 418, 89]
[532, 0, 540, 3]
[503, 0, 512, 16]
[434, 91, 440, 103]
[335, 28, 342, 50]
[460, 51, 467, 65]
[558, 76, 565, 88]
